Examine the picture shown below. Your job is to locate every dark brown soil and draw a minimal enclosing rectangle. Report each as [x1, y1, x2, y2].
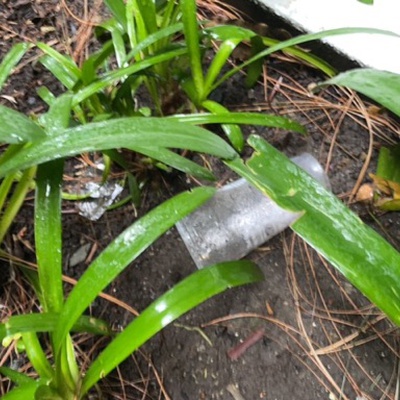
[1, 1, 399, 400]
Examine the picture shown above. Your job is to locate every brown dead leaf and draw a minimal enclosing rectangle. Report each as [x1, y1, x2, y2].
[370, 174, 400, 199]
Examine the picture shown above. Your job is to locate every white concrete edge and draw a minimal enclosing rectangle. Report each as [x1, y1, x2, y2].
[253, 0, 400, 74]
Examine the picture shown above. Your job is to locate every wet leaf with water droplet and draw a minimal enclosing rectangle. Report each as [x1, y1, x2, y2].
[226, 135, 400, 326]
[317, 68, 400, 118]
[81, 260, 263, 394]
[0, 105, 45, 144]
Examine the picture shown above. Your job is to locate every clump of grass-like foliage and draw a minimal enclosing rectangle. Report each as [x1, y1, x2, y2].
[0, 0, 399, 398]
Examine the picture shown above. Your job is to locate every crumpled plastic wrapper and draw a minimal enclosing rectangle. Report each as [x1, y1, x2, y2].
[77, 181, 123, 221]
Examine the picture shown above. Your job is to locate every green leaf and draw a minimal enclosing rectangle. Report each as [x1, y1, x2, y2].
[317, 68, 400, 118]
[0, 367, 36, 386]
[201, 100, 244, 152]
[37, 86, 56, 106]
[35, 160, 64, 313]
[226, 135, 400, 326]
[21, 332, 53, 380]
[0, 166, 36, 244]
[34, 385, 64, 400]
[377, 145, 400, 183]
[73, 48, 188, 105]
[158, 0, 181, 34]
[181, 0, 204, 101]
[104, 0, 127, 30]
[0, 382, 39, 400]
[0, 43, 31, 91]
[0, 117, 237, 178]
[245, 36, 267, 88]
[203, 38, 242, 98]
[81, 260, 263, 393]
[53, 187, 216, 353]
[55, 336, 79, 396]
[82, 40, 114, 80]
[124, 23, 184, 64]
[205, 24, 336, 78]
[125, 0, 138, 49]
[39, 94, 72, 135]
[261, 36, 336, 78]
[358, 0, 373, 4]
[37, 43, 80, 90]
[0, 313, 111, 341]
[111, 28, 127, 68]
[169, 112, 306, 134]
[0, 173, 17, 215]
[0, 105, 46, 143]
[133, 145, 215, 180]
[34, 95, 73, 313]
[81, 43, 114, 85]
[204, 24, 256, 42]
[126, 0, 150, 51]
[215, 27, 399, 90]
[0, 143, 24, 166]
[137, 0, 158, 36]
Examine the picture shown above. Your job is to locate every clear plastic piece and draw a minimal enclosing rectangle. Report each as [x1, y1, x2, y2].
[78, 181, 123, 221]
[176, 153, 330, 269]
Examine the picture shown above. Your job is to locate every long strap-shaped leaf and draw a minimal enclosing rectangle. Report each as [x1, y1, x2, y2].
[168, 112, 306, 133]
[35, 95, 73, 314]
[73, 47, 188, 105]
[227, 135, 400, 326]
[104, 0, 127, 30]
[0, 43, 31, 91]
[0, 381, 39, 400]
[0, 166, 36, 244]
[0, 105, 45, 144]
[204, 24, 336, 78]
[52, 187, 216, 354]
[35, 160, 64, 314]
[318, 69, 400, 118]
[21, 332, 54, 380]
[132, 145, 216, 180]
[81, 260, 263, 394]
[0, 313, 111, 341]
[123, 22, 184, 64]
[37, 43, 81, 90]
[181, 0, 204, 101]
[202, 100, 244, 152]
[0, 117, 237, 178]
[136, 0, 158, 38]
[214, 27, 400, 90]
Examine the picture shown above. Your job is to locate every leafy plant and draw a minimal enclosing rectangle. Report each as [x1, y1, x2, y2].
[2, 1, 400, 397]
[0, 36, 304, 396]
[34, 0, 396, 189]
[0, 95, 264, 399]
[0, 36, 303, 396]
[37, 0, 339, 152]
[0, 174, 263, 398]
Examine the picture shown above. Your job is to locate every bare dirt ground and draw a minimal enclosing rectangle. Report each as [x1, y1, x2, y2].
[1, 1, 399, 399]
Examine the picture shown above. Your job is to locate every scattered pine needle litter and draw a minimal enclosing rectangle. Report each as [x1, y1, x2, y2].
[201, 230, 398, 400]
[285, 235, 399, 400]
[1, 1, 399, 399]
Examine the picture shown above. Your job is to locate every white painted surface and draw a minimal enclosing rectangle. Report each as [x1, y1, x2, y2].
[255, 0, 400, 73]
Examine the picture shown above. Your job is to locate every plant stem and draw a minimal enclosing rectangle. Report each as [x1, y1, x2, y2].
[0, 166, 36, 244]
